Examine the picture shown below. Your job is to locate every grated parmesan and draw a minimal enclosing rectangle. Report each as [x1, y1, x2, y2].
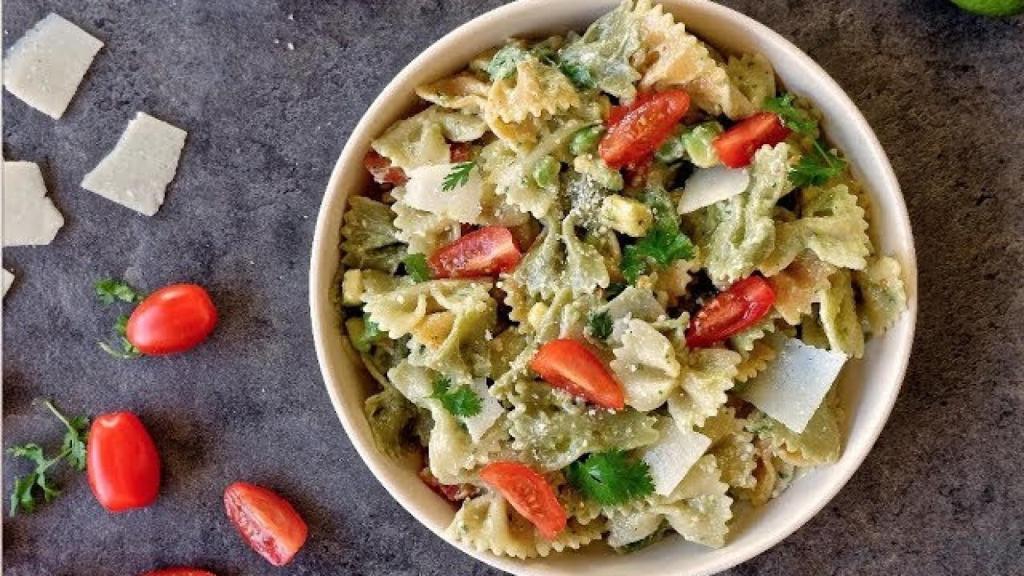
[3, 161, 64, 246]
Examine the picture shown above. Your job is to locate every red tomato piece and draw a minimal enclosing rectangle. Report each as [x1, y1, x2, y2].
[140, 569, 216, 576]
[87, 412, 161, 512]
[479, 461, 566, 540]
[529, 339, 625, 410]
[224, 482, 308, 567]
[363, 150, 407, 186]
[599, 89, 690, 169]
[418, 467, 478, 503]
[449, 142, 473, 163]
[686, 276, 776, 348]
[712, 112, 791, 168]
[428, 226, 522, 278]
[126, 284, 218, 355]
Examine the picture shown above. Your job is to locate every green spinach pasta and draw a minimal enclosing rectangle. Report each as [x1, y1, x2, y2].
[340, 0, 907, 558]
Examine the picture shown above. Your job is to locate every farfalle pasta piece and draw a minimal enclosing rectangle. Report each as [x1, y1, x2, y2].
[734, 339, 778, 384]
[558, 1, 643, 100]
[610, 319, 681, 411]
[598, 285, 667, 345]
[511, 216, 610, 301]
[747, 403, 841, 467]
[390, 186, 460, 255]
[728, 312, 780, 354]
[689, 143, 793, 286]
[561, 215, 611, 295]
[340, 196, 406, 273]
[818, 269, 865, 358]
[766, 253, 836, 325]
[855, 255, 907, 335]
[700, 409, 758, 490]
[415, 73, 490, 113]
[363, 383, 421, 459]
[448, 492, 606, 559]
[486, 56, 580, 124]
[725, 53, 776, 109]
[667, 348, 741, 430]
[372, 106, 486, 171]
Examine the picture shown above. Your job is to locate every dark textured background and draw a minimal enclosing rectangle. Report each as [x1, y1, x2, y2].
[3, 1, 1022, 575]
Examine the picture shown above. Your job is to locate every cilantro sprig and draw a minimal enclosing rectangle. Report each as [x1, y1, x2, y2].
[430, 375, 482, 419]
[403, 253, 431, 283]
[442, 161, 476, 192]
[789, 140, 847, 188]
[94, 278, 144, 304]
[588, 311, 613, 341]
[95, 278, 145, 359]
[8, 400, 89, 516]
[567, 450, 654, 506]
[99, 314, 141, 359]
[763, 92, 818, 137]
[621, 188, 694, 284]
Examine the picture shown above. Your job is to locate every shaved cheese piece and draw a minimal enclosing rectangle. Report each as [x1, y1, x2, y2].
[82, 112, 187, 216]
[3, 13, 103, 119]
[678, 166, 750, 214]
[739, 338, 847, 433]
[607, 510, 663, 547]
[462, 378, 504, 442]
[3, 270, 14, 298]
[642, 420, 711, 495]
[3, 161, 64, 246]
[403, 163, 483, 223]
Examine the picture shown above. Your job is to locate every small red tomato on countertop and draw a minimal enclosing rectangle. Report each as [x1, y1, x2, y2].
[87, 411, 161, 512]
[224, 482, 308, 566]
[126, 283, 217, 355]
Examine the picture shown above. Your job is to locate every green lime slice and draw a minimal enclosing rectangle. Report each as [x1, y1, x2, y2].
[950, 0, 1024, 16]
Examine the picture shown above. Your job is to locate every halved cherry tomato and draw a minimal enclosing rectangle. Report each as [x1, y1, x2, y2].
[712, 112, 791, 168]
[599, 89, 690, 168]
[140, 569, 216, 576]
[449, 142, 473, 163]
[686, 275, 776, 348]
[224, 482, 308, 567]
[363, 150, 407, 186]
[419, 467, 478, 503]
[479, 461, 566, 540]
[87, 412, 161, 512]
[529, 339, 625, 410]
[428, 226, 522, 278]
[126, 284, 217, 355]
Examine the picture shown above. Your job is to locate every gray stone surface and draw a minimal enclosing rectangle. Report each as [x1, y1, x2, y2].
[2, 0, 1022, 574]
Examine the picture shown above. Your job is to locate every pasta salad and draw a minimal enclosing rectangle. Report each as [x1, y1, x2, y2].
[339, 0, 907, 559]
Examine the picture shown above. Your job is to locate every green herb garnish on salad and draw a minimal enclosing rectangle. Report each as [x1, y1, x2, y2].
[790, 140, 847, 187]
[442, 161, 476, 192]
[430, 375, 482, 418]
[588, 311, 613, 341]
[567, 450, 654, 506]
[403, 253, 431, 282]
[621, 189, 694, 283]
[763, 92, 817, 136]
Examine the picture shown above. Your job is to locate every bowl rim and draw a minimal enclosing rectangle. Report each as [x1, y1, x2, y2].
[309, 1, 918, 574]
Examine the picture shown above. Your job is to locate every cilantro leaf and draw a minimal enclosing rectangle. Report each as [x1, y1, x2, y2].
[567, 450, 654, 506]
[44, 400, 89, 471]
[486, 45, 530, 80]
[353, 318, 383, 353]
[559, 60, 596, 89]
[430, 375, 482, 419]
[763, 93, 818, 137]
[789, 140, 846, 188]
[94, 278, 143, 305]
[403, 253, 431, 283]
[620, 191, 695, 284]
[442, 161, 476, 192]
[99, 314, 141, 359]
[6, 401, 90, 516]
[588, 311, 613, 341]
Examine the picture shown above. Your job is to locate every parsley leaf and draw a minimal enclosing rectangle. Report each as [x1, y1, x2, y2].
[763, 93, 818, 137]
[588, 311, 613, 341]
[430, 375, 482, 419]
[403, 253, 431, 283]
[620, 188, 694, 284]
[567, 450, 654, 506]
[7, 400, 89, 516]
[442, 161, 476, 192]
[353, 318, 383, 353]
[99, 314, 141, 359]
[789, 140, 846, 188]
[94, 278, 143, 305]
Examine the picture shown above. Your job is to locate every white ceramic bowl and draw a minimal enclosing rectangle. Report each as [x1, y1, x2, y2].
[310, 1, 917, 574]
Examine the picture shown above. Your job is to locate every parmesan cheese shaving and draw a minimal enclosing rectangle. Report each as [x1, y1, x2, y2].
[739, 337, 847, 433]
[403, 163, 483, 223]
[678, 166, 751, 214]
[81, 112, 187, 216]
[3, 161, 65, 246]
[2, 270, 14, 298]
[462, 378, 505, 442]
[3, 13, 103, 119]
[642, 420, 711, 495]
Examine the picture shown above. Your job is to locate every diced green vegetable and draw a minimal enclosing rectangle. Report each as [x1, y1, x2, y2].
[532, 155, 561, 189]
[570, 125, 604, 155]
[346, 316, 383, 353]
[654, 128, 687, 163]
[682, 122, 724, 168]
[600, 195, 653, 237]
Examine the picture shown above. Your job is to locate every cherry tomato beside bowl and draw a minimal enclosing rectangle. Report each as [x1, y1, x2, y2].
[87, 412, 161, 512]
[140, 569, 216, 576]
[224, 482, 308, 567]
[126, 284, 217, 355]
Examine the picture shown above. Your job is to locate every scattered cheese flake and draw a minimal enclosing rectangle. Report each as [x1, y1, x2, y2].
[3, 161, 64, 246]
[403, 163, 483, 223]
[3, 13, 103, 119]
[739, 337, 847, 433]
[678, 166, 751, 214]
[2, 269, 14, 298]
[81, 112, 187, 216]
[462, 378, 504, 442]
[642, 420, 711, 495]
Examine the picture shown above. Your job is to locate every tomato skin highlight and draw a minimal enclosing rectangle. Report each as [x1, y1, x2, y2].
[428, 226, 522, 279]
[529, 339, 625, 410]
[87, 412, 161, 512]
[224, 482, 309, 567]
[686, 276, 776, 348]
[479, 461, 567, 540]
[126, 284, 218, 355]
[599, 90, 691, 169]
[712, 112, 791, 168]
[139, 565, 215, 569]
[363, 150, 407, 186]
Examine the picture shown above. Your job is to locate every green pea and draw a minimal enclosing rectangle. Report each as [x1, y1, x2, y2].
[682, 121, 725, 168]
[569, 125, 604, 156]
[655, 132, 687, 163]
[532, 155, 561, 188]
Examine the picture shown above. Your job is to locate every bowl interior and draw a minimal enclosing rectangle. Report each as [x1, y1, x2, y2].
[309, 1, 917, 575]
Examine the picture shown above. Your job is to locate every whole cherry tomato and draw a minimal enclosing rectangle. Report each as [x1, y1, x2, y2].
[87, 411, 161, 512]
[126, 283, 217, 355]
[224, 482, 308, 566]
